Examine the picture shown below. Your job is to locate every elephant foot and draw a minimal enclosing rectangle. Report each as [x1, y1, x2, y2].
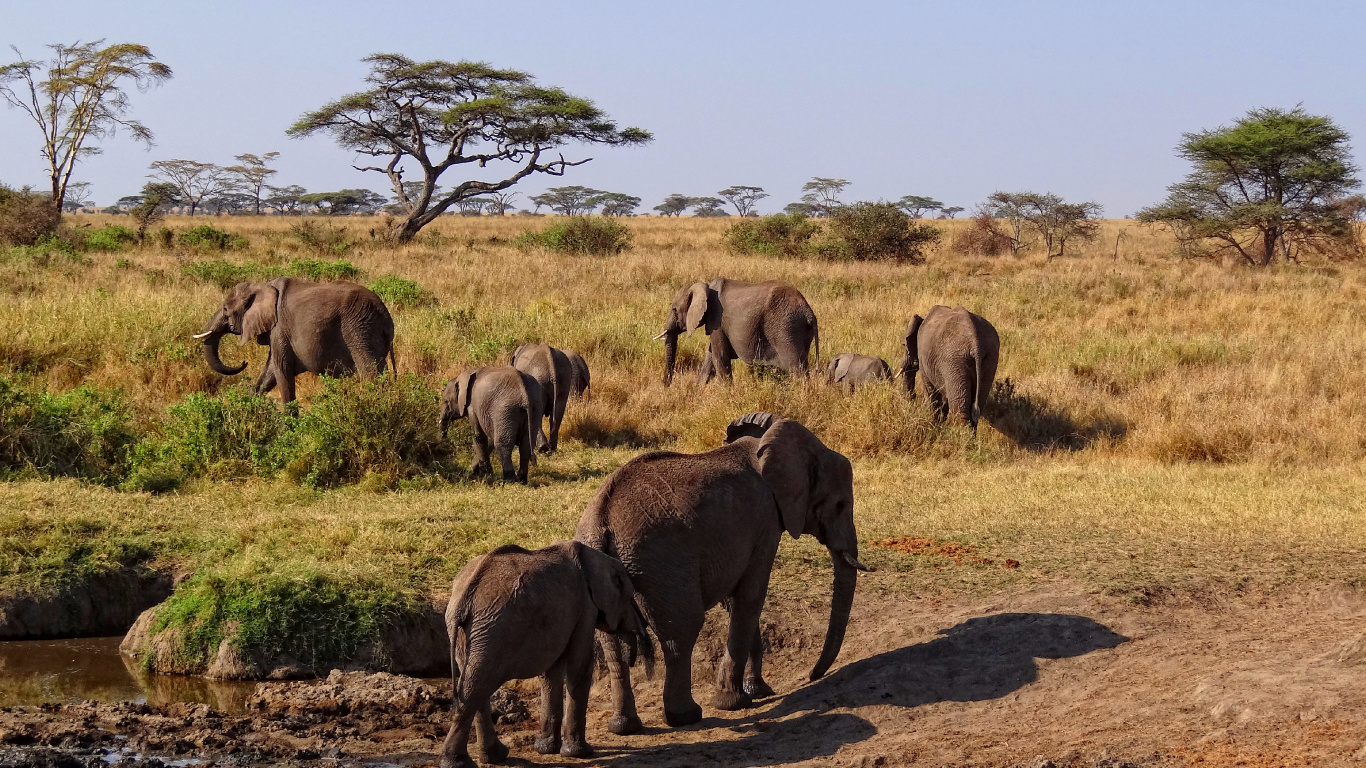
[533, 735, 560, 755]
[663, 703, 703, 727]
[710, 687, 753, 711]
[480, 741, 509, 765]
[560, 741, 593, 759]
[607, 714, 642, 735]
[744, 678, 776, 698]
[439, 754, 476, 768]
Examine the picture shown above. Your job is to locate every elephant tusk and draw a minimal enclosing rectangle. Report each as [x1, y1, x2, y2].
[841, 552, 874, 573]
[191, 331, 213, 340]
[652, 331, 668, 341]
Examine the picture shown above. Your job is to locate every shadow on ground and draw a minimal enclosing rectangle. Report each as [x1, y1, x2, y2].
[988, 378, 1128, 452]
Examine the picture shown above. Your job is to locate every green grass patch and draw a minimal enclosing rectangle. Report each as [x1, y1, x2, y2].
[367, 274, 437, 309]
[180, 257, 361, 290]
[177, 224, 248, 251]
[0, 375, 138, 486]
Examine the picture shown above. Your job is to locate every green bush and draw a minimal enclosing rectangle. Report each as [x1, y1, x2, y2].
[4, 233, 90, 267]
[177, 224, 248, 250]
[83, 224, 139, 253]
[0, 376, 138, 485]
[149, 570, 420, 673]
[817, 202, 942, 263]
[514, 216, 632, 255]
[181, 257, 361, 290]
[367, 274, 437, 309]
[283, 374, 454, 488]
[722, 213, 821, 258]
[124, 387, 295, 491]
[286, 258, 360, 282]
[0, 184, 60, 246]
[288, 220, 353, 254]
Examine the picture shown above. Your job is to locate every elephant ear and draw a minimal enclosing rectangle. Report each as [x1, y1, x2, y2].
[239, 283, 280, 346]
[456, 369, 476, 418]
[828, 355, 849, 384]
[903, 314, 924, 369]
[572, 541, 631, 632]
[753, 418, 823, 540]
[511, 344, 529, 366]
[725, 411, 777, 444]
[684, 282, 714, 335]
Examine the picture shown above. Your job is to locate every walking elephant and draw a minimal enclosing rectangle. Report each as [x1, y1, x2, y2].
[439, 366, 543, 484]
[193, 277, 395, 404]
[827, 353, 892, 390]
[900, 306, 1000, 431]
[576, 412, 869, 732]
[512, 343, 572, 453]
[655, 278, 819, 386]
[440, 541, 653, 768]
[564, 350, 590, 400]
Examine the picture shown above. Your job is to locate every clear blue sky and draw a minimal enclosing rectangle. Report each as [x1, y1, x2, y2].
[3, 0, 1364, 215]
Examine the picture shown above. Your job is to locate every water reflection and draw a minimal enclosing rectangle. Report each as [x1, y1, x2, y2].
[0, 637, 257, 713]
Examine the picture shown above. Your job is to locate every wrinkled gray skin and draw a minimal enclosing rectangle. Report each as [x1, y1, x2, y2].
[195, 277, 395, 404]
[576, 412, 869, 732]
[658, 278, 820, 386]
[827, 353, 892, 390]
[439, 366, 544, 484]
[440, 541, 654, 768]
[564, 350, 590, 400]
[511, 343, 573, 453]
[900, 306, 1000, 431]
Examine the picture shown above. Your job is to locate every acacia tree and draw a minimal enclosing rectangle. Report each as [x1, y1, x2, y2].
[224, 152, 279, 214]
[62, 181, 94, 211]
[895, 195, 943, 218]
[529, 185, 604, 215]
[1020, 194, 1103, 259]
[130, 181, 179, 242]
[265, 184, 307, 214]
[718, 185, 768, 216]
[0, 41, 171, 212]
[592, 192, 641, 216]
[983, 192, 1035, 256]
[798, 177, 849, 217]
[288, 54, 651, 242]
[1137, 107, 1360, 265]
[691, 197, 729, 217]
[653, 193, 691, 216]
[148, 159, 234, 216]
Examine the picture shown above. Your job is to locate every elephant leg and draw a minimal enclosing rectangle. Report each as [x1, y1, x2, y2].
[560, 626, 596, 758]
[712, 570, 768, 711]
[927, 384, 949, 422]
[710, 331, 735, 382]
[743, 623, 775, 699]
[548, 396, 566, 453]
[254, 366, 277, 395]
[439, 694, 482, 768]
[470, 426, 493, 478]
[600, 631, 642, 735]
[516, 420, 532, 484]
[495, 437, 517, 484]
[652, 587, 706, 726]
[697, 345, 716, 385]
[535, 662, 565, 755]
[474, 700, 508, 765]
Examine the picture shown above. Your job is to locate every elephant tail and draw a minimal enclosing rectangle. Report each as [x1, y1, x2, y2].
[972, 351, 987, 426]
[811, 315, 820, 371]
[388, 346, 398, 376]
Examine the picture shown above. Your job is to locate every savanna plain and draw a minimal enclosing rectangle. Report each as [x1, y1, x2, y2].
[3, 215, 1365, 767]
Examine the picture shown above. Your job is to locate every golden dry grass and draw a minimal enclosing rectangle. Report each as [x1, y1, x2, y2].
[3, 213, 1365, 609]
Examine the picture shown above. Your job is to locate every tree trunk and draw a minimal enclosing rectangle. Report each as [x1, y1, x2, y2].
[1260, 228, 1277, 266]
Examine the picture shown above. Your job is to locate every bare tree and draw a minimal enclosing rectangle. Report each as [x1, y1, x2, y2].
[718, 186, 768, 217]
[798, 177, 849, 217]
[0, 41, 171, 212]
[148, 159, 235, 216]
[485, 191, 519, 215]
[62, 181, 93, 212]
[223, 152, 279, 215]
[288, 53, 650, 242]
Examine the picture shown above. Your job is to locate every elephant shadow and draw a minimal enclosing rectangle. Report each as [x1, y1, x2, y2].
[987, 378, 1128, 452]
[563, 416, 674, 450]
[771, 612, 1129, 716]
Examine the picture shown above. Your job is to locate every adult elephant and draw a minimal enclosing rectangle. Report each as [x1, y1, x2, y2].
[512, 343, 573, 453]
[576, 412, 869, 732]
[655, 278, 819, 386]
[193, 277, 395, 403]
[900, 305, 999, 431]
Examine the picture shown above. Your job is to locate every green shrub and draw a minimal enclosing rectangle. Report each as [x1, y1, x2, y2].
[0, 184, 60, 246]
[283, 374, 453, 488]
[83, 224, 139, 252]
[817, 201, 942, 263]
[514, 216, 632, 255]
[180, 258, 260, 290]
[124, 387, 295, 491]
[149, 570, 421, 673]
[0, 375, 138, 485]
[367, 274, 436, 309]
[723, 213, 821, 257]
[289, 220, 353, 254]
[4, 233, 90, 267]
[286, 257, 360, 282]
[177, 224, 248, 250]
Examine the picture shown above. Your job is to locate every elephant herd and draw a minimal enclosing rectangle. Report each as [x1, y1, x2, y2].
[192, 276, 1002, 767]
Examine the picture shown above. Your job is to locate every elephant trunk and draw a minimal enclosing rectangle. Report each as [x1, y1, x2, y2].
[662, 331, 679, 387]
[899, 354, 916, 396]
[198, 311, 247, 376]
[810, 552, 858, 681]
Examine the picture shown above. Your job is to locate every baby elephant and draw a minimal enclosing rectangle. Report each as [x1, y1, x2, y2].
[827, 353, 892, 390]
[441, 541, 654, 768]
[439, 366, 543, 483]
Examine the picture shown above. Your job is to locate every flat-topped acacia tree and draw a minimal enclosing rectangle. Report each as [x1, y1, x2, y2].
[288, 54, 651, 242]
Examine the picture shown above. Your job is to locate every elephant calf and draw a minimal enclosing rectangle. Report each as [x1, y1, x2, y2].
[441, 541, 653, 768]
[900, 306, 1000, 431]
[827, 353, 892, 390]
[512, 343, 573, 453]
[439, 366, 543, 484]
[564, 349, 590, 400]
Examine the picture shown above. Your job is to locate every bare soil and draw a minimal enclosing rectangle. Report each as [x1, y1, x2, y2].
[2, 583, 1364, 767]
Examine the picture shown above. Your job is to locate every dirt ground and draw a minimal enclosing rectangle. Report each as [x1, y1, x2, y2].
[2, 582, 1364, 768]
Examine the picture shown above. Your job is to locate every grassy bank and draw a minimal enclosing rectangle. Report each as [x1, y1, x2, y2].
[3, 213, 1364, 671]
